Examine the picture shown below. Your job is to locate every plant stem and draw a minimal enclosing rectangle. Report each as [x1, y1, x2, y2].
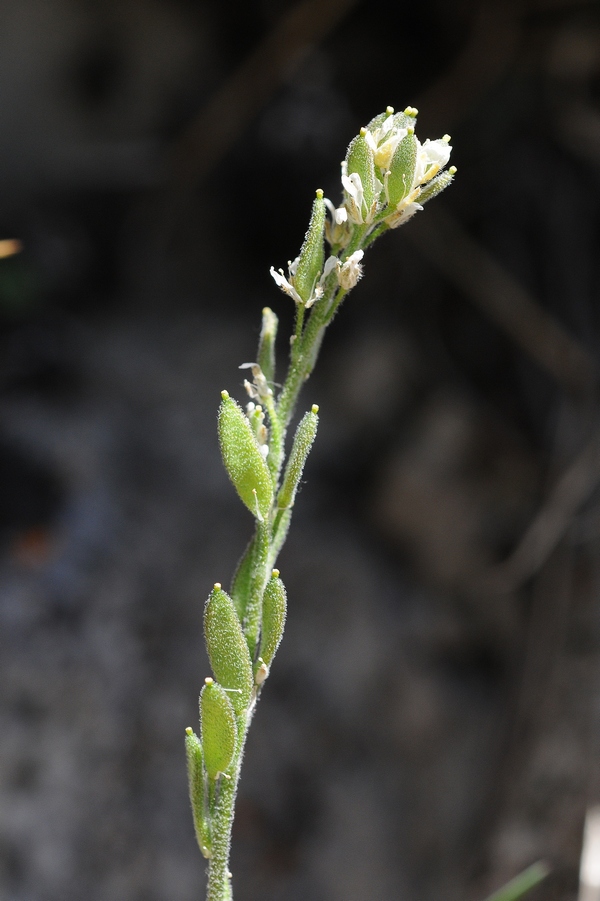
[206, 762, 241, 901]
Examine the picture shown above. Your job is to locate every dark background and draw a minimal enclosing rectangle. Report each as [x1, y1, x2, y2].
[0, 1, 599, 899]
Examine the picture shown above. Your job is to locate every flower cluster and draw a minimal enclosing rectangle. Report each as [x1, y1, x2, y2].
[270, 106, 455, 307]
[332, 105, 455, 234]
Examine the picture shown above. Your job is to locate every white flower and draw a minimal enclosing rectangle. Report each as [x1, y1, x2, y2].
[239, 362, 271, 400]
[322, 255, 340, 279]
[270, 266, 303, 304]
[339, 250, 364, 289]
[414, 135, 452, 185]
[341, 163, 365, 224]
[324, 197, 350, 247]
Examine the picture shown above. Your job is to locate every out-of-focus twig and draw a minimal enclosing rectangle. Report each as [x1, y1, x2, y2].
[169, 0, 360, 194]
[406, 205, 597, 392]
[416, 0, 522, 133]
[483, 425, 600, 593]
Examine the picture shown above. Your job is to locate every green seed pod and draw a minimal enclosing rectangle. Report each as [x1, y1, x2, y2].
[218, 392, 273, 521]
[386, 132, 417, 207]
[366, 108, 394, 133]
[417, 166, 456, 205]
[345, 131, 377, 214]
[260, 570, 287, 669]
[230, 536, 255, 621]
[185, 728, 211, 858]
[277, 405, 319, 510]
[257, 307, 278, 386]
[200, 679, 237, 779]
[204, 584, 253, 716]
[292, 190, 325, 304]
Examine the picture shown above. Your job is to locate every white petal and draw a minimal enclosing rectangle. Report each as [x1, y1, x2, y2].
[341, 171, 362, 203]
[270, 266, 302, 303]
[347, 250, 364, 264]
[422, 138, 452, 167]
[323, 255, 340, 277]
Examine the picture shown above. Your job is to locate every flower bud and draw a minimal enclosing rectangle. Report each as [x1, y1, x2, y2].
[218, 391, 273, 520]
[257, 307, 278, 386]
[204, 584, 253, 716]
[200, 679, 237, 779]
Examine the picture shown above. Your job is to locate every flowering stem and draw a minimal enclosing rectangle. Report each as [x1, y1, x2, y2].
[193, 106, 456, 901]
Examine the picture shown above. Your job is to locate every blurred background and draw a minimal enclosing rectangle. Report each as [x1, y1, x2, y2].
[0, 0, 599, 899]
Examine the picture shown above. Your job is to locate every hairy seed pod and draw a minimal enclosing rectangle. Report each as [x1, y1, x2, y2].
[200, 680, 237, 779]
[204, 584, 253, 716]
[292, 190, 326, 304]
[416, 167, 456, 205]
[345, 131, 377, 214]
[386, 132, 417, 207]
[184, 728, 211, 858]
[260, 570, 287, 669]
[218, 392, 273, 520]
[277, 405, 319, 510]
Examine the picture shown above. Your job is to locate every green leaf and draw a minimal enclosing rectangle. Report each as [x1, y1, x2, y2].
[386, 132, 417, 207]
[292, 190, 326, 304]
[257, 307, 278, 386]
[483, 862, 549, 901]
[200, 679, 238, 779]
[259, 570, 287, 670]
[184, 728, 211, 858]
[204, 584, 253, 716]
[218, 392, 273, 520]
[277, 405, 319, 510]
